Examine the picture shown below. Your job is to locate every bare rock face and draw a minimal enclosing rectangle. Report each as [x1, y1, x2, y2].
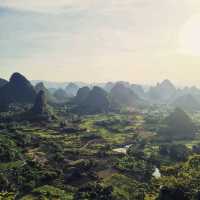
[35, 82, 48, 94]
[31, 91, 48, 115]
[19, 91, 54, 122]
[35, 82, 56, 103]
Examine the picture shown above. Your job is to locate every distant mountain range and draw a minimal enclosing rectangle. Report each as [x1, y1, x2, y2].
[109, 83, 143, 108]
[1, 73, 200, 112]
[72, 86, 109, 114]
[171, 94, 200, 111]
[31, 80, 86, 89]
[147, 79, 176, 103]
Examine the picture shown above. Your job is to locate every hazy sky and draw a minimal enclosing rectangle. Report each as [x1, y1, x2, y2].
[1, 0, 200, 86]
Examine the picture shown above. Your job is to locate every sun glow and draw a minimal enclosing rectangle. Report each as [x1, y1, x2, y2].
[179, 15, 200, 56]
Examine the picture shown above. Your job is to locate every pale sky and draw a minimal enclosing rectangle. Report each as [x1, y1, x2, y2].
[1, 0, 200, 86]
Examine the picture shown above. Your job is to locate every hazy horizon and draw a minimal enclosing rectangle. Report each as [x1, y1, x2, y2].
[1, 74, 200, 89]
[1, 1, 200, 86]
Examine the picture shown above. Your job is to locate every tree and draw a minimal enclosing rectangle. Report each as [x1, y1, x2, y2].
[159, 144, 190, 162]
[157, 186, 189, 200]
[74, 183, 115, 200]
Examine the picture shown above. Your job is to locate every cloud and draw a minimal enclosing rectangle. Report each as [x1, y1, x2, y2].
[0, 0, 188, 60]
[1, 0, 200, 83]
[0, 0, 99, 13]
[0, 0, 191, 13]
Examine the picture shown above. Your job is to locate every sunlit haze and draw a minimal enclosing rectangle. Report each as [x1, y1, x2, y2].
[1, 0, 200, 86]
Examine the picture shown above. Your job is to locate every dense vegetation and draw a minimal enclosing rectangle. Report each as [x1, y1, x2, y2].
[1, 73, 200, 199]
